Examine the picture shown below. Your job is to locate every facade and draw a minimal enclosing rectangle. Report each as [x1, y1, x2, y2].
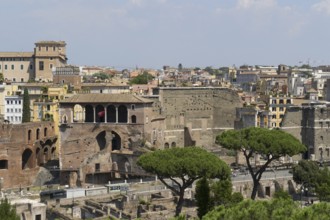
[4, 95, 23, 124]
[281, 103, 330, 162]
[57, 87, 242, 186]
[0, 121, 57, 189]
[0, 41, 67, 83]
[58, 93, 162, 186]
[234, 106, 269, 129]
[266, 95, 293, 128]
[34, 41, 67, 81]
[0, 52, 34, 82]
[53, 65, 81, 88]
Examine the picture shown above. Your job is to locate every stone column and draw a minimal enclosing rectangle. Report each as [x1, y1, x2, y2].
[104, 105, 107, 123]
[127, 108, 129, 124]
[83, 106, 86, 122]
[93, 106, 96, 123]
[116, 106, 118, 123]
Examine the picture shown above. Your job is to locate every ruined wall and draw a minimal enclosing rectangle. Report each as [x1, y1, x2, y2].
[0, 122, 57, 189]
[59, 123, 147, 185]
[159, 87, 242, 148]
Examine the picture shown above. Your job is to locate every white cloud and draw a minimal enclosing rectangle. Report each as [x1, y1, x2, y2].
[237, 0, 277, 10]
[312, 0, 330, 15]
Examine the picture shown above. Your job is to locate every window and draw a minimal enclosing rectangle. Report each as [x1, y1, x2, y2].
[38, 46, 41, 51]
[30, 64, 33, 70]
[272, 107, 276, 111]
[279, 107, 284, 111]
[95, 163, 100, 172]
[53, 46, 55, 51]
[12, 78, 16, 82]
[0, 160, 8, 169]
[20, 64, 23, 70]
[46, 46, 48, 51]
[39, 61, 44, 71]
[50, 64, 53, 69]
[36, 129, 40, 140]
[44, 127, 47, 137]
[50, 57, 53, 60]
[5, 65, 7, 70]
[131, 105, 135, 110]
[0, 65, 1, 69]
[21, 78, 24, 82]
[11, 65, 14, 70]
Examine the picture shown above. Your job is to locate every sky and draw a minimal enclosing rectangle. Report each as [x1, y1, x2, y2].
[1, 0, 330, 69]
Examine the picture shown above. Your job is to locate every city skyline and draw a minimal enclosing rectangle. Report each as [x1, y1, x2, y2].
[1, 0, 330, 69]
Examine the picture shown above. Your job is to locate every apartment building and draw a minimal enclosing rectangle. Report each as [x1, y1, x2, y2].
[0, 41, 67, 82]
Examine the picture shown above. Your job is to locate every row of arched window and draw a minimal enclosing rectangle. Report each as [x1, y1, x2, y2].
[28, 127, 49, 141]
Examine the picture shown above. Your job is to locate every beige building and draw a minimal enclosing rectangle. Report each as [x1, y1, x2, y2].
[0, 41, 67, 83]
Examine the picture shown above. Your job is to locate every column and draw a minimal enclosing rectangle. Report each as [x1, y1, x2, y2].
[82, 107, 86, 122]
[93, 106, 96, 123]
[116, 106, 118, 123]
[127, 109, 129, 124]
[104, 105, 107, 123]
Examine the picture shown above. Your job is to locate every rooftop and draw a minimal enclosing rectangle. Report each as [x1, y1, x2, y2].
[60, 93, 153, 104]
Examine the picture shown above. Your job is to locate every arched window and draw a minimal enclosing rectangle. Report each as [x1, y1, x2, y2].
[85, 105, 94, 122]
[171, 142, 176, 148]
[28, 130, 31, 141]
[131, 115, 137, 123]
[118, 105, 128, 123]
[22, 149, 34, 169]
[164, 143, 169, 149]
[44, 127, 47, 137]
[36, 129, 40, 140]
[107, 105, 116, 123]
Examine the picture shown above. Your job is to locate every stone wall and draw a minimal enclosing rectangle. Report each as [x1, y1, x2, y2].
[0, 121, 57, 189]
[159, 87, 242, 148]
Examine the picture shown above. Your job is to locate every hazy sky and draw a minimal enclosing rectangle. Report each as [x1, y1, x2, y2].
[1, 0, 330, 69]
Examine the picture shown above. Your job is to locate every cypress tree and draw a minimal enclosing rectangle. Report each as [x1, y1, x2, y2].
[22, 88, 30, 123]
[195, 177, 210, 219]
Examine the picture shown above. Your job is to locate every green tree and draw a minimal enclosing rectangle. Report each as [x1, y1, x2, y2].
[137, 147, 230, 217]
[216, 127, 306, 200]
[204, 66, 215, 75]
[93, 72, 111, 80]
[203, 198, 298, 220]
[195, 177, 210, 219]
[22, 88, 31, 123]
[273, 189, 291, 200]
[130, 71, 154, 85]
[0, 73, 4, 83]
[0, 198, 20, 220]
[210, 179, 233, 206]
[292, 160, 319, 191]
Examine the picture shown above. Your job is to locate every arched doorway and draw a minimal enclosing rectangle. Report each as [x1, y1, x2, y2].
[111, 131, 121, 151]
[107, 105, 116, 123]
[96, 131, 106, 151]
[73, 104, 84, 122]
[171, 142, 176, 148]
[164, 143, 169, 149]
[85, 105, 94, 122]
[118, 105, 127, 123]
[22, 149, 34, 169]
